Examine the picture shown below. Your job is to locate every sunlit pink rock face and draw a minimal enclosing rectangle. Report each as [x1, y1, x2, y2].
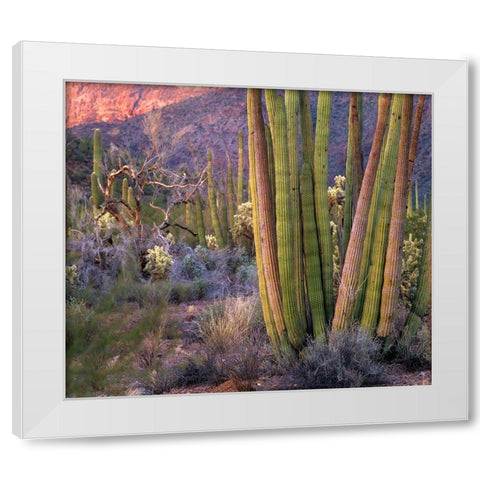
[65, 82, 217, 128]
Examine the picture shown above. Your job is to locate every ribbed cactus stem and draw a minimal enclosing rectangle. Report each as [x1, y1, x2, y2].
[332, 93, 391, 331]
[93, 128, 103, 181]
[360, 94, 404, 335]
[121, 178, 128, 202]
[272, 93, 305, 348]
[400, 205, 431, 341]
[343, 92, 363, 260]
[247, 88, 289, 353]
[227, 159, 235, 238]
[407, 185, 413, 217]
[407, 95, 426, 191]
[195, 191, 206, 248]
[217, 188, 228, 244]
[90, 172, 101, 210]
[127, 186, 135, 211]
[377, 94, 414, 338]
[301, 162, 327, 341]
[415, 181, 419, 212]
[354, 96, 392, 319]
[237, 130, 244, 206]
[207, 151, 225, 248]
[313, 91, 334, 321]
[285, 90, 306, 327]
[265, 124, 276, 205]
[299, 90, 315, 168]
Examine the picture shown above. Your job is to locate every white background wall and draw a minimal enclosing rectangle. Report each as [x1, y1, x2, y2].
[1, 1, 477, 478]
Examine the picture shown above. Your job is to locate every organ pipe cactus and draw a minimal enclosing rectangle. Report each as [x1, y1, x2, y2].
[285, 89, 306, 326]
[207, 150, 225, 248]
[271, 93, 305, 348]
[299, 90, 314, 167]
[313, 91, 334, 321]
[377, 95, 414, 338]
[343, 92, 363, 260]
[300, 162, 327, 341]
[227, 159, 235, 238]
[247, 88, 289, 353]
[360, 94, 404, 335]
[237, 130, 244, 206]
[195, 190, 206, 248]
[332, 93, 392, 331]
[400, 204, 431, 341]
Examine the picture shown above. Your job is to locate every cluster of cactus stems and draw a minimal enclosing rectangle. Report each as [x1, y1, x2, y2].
[247, 88, 430, 354]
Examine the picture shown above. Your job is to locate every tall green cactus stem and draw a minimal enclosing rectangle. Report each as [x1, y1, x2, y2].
[313, 91, 334, 321]
[207, 151, 225, 248]
[127, 186, 135, 211]
[121, 178, 128, 203]
[377, 94, 414, 338]
[423, 193, 427, 212]
[227, 159, 235, 238]
[301, 162, 327, 341]
[407, 95, 426, 192]
[354, 96, 392, 319]
[272, 93, 305, 348]
[265, 124, 276, 205]
[247, 89, 288, 352]
[185, 201, 192, 231]
[343, 92, 363, 261]
[285, 90, 306, 326]
[353, 93, 364, 213]
[407, 185, 413, 217]
[415, 181, 419, 212]
[299, 90, 315, 168]
[93, 129, 103, 181]
[195, 191, 206, 248]
[90, 172, 101, 210]
[332, 93, 391, 331]
[265, 89, 277, 141]
[360, 94, 404, 335]
[237, 130, 244, 206]
[92, 129, 104, 207]
[400, 204, 431, 341]
[218, 187, 229, 244]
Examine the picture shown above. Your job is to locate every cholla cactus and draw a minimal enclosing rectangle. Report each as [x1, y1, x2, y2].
[66, 264, 79, 287]
[328, 175, 346, 225]
[232, 202, 253, 242]
[205, 234, 219, 251]
[143, 246, 173, 280]
[96, 212, 118, 235]
[401, 234, 423, 308]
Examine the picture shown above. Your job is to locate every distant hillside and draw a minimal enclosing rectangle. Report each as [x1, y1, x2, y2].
[67, 89, 431, 196]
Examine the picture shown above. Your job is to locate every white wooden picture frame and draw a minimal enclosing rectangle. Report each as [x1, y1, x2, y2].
[12, 41, 468, 439]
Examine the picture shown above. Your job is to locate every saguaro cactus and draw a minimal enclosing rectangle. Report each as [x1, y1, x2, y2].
[377, 95, 414, 338]
[271, 93, 305, 348]
[93, 128, 103, 181]
[90, 172, 101, 210]
[301, 162, 327, 341]
[360, 94, 404, 335]
[332, 93, 391, 331]
[313, 91, 334, 321]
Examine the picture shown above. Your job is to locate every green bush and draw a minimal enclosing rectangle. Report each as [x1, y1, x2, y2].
[292, 328, 384, 389]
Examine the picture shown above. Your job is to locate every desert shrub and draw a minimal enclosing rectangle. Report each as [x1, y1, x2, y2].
[292, 328, 384, 389]
[143, 245, 173, 281]
[195, 296, 266, 388]
[136, 365, 180, 395]
[180, 253, 207, 280]
[396, 322, 431, 371]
